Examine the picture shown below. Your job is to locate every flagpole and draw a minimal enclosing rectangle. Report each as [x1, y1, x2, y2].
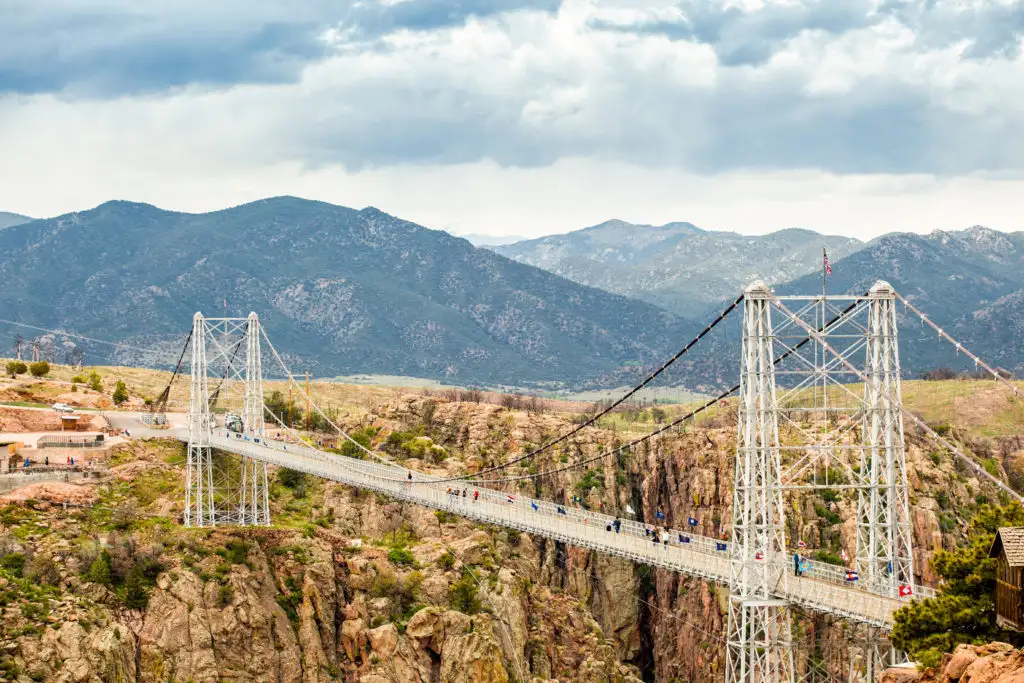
[822, 246, 828, 418]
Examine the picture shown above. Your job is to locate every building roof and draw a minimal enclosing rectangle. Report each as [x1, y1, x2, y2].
[990, 527, 1024, 566]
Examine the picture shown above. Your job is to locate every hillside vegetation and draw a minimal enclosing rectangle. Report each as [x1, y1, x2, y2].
[0, 198, 695, 388]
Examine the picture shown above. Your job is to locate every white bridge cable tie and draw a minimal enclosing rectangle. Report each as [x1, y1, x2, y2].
[894, 291, 1020, 396]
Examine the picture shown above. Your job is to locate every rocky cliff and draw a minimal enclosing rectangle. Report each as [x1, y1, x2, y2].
[2, 389, 1021, 682]
[882, 643, 1024, 682]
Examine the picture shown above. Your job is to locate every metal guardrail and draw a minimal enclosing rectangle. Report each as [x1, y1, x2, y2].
[200, 430, 924, 628]
[36, 435, 106, 449]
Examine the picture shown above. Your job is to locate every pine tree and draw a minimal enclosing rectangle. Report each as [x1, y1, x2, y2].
[891, 503, 1024, 667]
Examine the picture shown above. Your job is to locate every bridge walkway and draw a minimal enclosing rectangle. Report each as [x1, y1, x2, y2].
[171, 429, 925, 629]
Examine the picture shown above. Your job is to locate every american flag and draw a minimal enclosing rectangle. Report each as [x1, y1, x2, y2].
[823, 250, 832, 276]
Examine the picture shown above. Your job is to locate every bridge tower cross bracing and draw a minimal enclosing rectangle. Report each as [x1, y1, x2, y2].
[239, 312, 270, 526]
[185, 312, 216, 528]
[726, 281, 795, 683]
[857, 281, 914, 597]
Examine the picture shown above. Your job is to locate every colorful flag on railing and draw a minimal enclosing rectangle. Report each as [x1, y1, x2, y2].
[680, 534, 689, 543]
[655, 510, 665, 519]
[798, 540, 806, 549]
[716, 542, 727, 551]
[531, 501, 538, 511]
[506, 495, 515, 504]
[688, 517, 699, 526]
[755, 551, 764, 560]
[898, 585, 913, 597]
[845, 570, 859, 582]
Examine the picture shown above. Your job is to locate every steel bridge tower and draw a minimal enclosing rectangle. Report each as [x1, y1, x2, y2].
[185, 311, 270, 527]
[726, 282, 795, 683]
[857, 282, 913, 596]
[185, 313, 215, 527]
[239, 313, 270, 525]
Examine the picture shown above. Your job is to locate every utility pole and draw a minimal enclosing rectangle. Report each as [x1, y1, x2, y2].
[30, 340, 39, 362]
[305, 371, 311, 432]
[13, 335, 22, 361]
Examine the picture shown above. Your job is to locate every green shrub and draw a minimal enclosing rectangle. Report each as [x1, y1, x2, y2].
[28, 361, 49, 378]
[450, 569, 482, 615]
[223, 539, 249, 565]
[575, 468, 605, 494]
[70, 375, 86, 384]
[812, 550, 844, 566]
[435, 510, 456, 525]
[88, 371, 103, 392]
[437, 551, 456, 570]
[278, 468, 307, 490]
[5, 360, 26, 377]
[112, 380, 128, 405]
[0, 552, 25, 578]
[813, 504, 841, 526]
[123, 566, 150, 609]
[86, 550, 112, 586]
[388, 546, 416, 567]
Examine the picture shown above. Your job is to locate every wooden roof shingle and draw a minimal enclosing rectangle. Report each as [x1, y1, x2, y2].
[990, 527, 1024, 566]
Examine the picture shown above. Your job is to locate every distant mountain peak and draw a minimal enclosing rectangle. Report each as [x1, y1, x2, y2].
[493, 220, 863, 318]
[0, 195, 691, 387]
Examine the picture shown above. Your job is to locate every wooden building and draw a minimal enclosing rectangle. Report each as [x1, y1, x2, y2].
[989, 527, 1024, 631]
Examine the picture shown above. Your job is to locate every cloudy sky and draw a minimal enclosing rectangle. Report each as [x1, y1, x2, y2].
[1, 0, 1022, 240]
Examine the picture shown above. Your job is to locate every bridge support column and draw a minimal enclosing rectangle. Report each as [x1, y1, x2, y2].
[185, 313, 216, 527]
[726, 282, 794, 683]
[239, 313, 270, 526]
[857, 281, 913, 597]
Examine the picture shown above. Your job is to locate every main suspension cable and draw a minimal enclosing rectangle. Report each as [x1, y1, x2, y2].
[429, 293, 744, 479]
[257, 292, 865, 486]
[466, 295, 867, 485]
[151, 328, 193, 413]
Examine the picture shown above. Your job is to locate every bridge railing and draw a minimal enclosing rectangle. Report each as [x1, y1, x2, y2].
[210, 431, 933, 613]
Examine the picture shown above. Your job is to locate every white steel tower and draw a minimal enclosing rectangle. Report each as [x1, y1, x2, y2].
[239, 312, 270, 525]
[185, 313, 216, 527]
[726, 282, 795, 683]
[856, 281, 914, 596]
[185, 311, 271, 527]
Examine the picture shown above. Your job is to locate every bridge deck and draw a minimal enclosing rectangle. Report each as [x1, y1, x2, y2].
[170, 430, 921, 629]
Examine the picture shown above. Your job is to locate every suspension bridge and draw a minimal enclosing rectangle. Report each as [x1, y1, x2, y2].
[99, 281, 1024, 682]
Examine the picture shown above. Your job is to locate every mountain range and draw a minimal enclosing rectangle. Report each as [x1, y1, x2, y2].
[0, 198, 693, 386]
[0, 212, 32, 230]
[1, 196, 1021, 388]
[491, 220, 863, 318]
[777, 225, 1024, 375]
